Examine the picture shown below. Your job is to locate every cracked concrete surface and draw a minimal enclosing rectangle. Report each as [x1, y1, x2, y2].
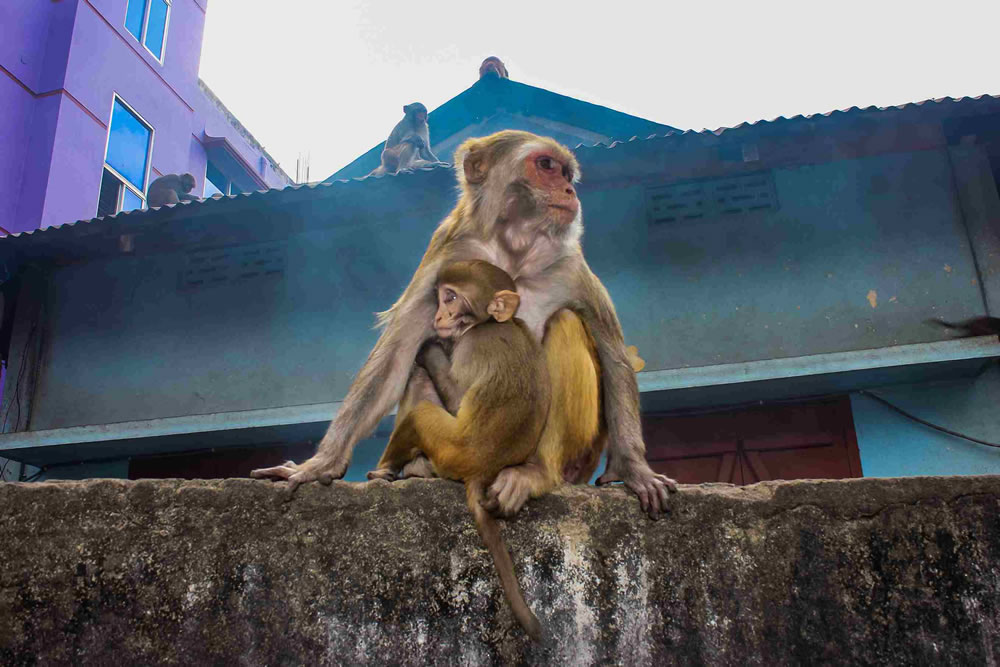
[1, 476, 999, 665]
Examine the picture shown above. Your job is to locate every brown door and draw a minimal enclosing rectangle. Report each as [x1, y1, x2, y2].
[643, 397, 862, 485]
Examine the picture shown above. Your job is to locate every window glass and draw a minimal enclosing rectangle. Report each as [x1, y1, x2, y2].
[204, 178, 224, 198]
[143, 0, 169, 60]
[105, 99, 151, 191]
[122, 188, 144, 212]
[124, 0, 147, 41]
[97, 169, 123, 218]
[205, 161, 227, 196]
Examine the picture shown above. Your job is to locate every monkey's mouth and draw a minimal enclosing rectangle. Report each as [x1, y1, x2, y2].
[435, 325, 458, 339]
[549, 204, 579, 221]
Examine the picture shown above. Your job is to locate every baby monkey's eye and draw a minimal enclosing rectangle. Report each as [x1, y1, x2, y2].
[537, 157, 556, 171]
[444, 289, 457, 303]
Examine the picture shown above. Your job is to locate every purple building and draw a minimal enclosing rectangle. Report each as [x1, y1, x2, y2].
[1, 0, 291, 234]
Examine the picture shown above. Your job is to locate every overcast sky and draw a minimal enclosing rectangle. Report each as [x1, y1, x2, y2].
[199, 0, 999, 183]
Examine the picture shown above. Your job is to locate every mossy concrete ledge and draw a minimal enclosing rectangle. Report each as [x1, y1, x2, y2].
[2, 476, 1000, 665]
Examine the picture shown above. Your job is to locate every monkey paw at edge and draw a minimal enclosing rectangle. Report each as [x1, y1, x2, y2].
[596, 462, 677, 520]
[250, 457, 343, 492]
[366, 468, 397, 482]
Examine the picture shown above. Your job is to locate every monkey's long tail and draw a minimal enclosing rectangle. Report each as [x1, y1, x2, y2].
[466, 480, 543, 641]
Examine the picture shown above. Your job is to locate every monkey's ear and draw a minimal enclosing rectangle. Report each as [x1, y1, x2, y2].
[463, 150, 489, 185]
[487, 290, 520, 322]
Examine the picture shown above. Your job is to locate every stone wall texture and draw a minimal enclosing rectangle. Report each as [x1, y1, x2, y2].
[1, 476, 999, 665]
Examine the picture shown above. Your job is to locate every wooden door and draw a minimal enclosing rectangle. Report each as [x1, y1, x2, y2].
[643, 397, 862, 485]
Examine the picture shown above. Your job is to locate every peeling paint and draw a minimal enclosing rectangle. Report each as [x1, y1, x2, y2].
[867, 290, 878, 309]
[944, 264, 953, 273]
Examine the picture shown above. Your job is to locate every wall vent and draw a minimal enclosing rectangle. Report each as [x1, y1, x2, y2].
[646, 171, 778, 224]
[180, 242, 286, 290]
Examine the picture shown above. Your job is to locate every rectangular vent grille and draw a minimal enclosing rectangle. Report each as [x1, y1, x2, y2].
[646, 172, 777, 224]
[180, 242, 286, 290]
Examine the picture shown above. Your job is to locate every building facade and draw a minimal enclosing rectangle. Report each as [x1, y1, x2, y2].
[0, 0, 291, 234]
[0, 63, 998, 487]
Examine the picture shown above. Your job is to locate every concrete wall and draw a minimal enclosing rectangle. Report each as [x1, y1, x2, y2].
[2, 476, 999, 664]
[0, 0, 288, 232]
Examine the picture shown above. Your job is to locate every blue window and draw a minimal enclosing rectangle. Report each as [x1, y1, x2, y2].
[123, 0, 171, 62]
[97, 96, 153, 217]
[124, 0, 145, 40]
[106, 99, 151, 190]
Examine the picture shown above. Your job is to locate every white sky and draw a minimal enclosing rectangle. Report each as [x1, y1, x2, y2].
[200, 0, 999, 183]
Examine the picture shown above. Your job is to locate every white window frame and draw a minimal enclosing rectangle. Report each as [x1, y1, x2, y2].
[99, 93, 155, 214]
[123, 0, 172, 64]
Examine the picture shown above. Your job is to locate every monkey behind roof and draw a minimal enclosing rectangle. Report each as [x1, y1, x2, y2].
[369, 259, 549, 640]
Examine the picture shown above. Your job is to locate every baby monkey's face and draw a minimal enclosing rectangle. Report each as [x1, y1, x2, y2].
[433, 283, 479, 340]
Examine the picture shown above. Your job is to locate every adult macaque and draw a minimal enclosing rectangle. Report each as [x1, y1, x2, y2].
[927, 316, 1000, 337]
[368, 103, 444, 177]
[146, 173, 198, 208]
[479, 56, 509, 80]
[369, 260, 547, 640]
[252, 130, 678, 518]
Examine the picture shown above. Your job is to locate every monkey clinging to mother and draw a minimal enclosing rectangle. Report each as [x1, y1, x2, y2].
[252, 129, 678, 518]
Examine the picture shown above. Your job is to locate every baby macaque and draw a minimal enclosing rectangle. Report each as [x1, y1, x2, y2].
[368, 260, 550, 640]
[146, 173, 198, 208]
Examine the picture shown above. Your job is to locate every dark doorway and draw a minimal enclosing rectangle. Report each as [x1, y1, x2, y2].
[642, 397, 862, 485]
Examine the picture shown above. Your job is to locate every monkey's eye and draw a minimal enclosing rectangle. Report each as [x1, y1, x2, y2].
[444, 290, 457, 303]
[537, 157, 557, 171]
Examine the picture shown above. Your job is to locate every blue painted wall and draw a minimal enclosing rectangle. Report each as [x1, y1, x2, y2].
[851, 365, 1000, 476]
[5, 129, 1000, 481]
[26, 148, 989, 432]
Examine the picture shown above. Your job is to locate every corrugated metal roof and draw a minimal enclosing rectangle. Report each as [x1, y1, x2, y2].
[575, 94, 1000, 151]
[5, 93, 999, 246]
[3, 162, 448, 243]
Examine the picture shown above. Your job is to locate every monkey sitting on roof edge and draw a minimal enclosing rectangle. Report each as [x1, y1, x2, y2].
[146, 173, 198, 208]
[368, 103, 445, 177]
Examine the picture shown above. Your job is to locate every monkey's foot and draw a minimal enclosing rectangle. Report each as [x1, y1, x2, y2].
[366, 468, 398, 482]
[250, 456, 344, 492]
[400, 456, 437, 479]
[483, 466, 536, 517]
[597, 460, 677, 520]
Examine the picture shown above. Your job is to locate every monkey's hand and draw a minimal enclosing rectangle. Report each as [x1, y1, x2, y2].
[596, 456, 677, 520]
[415, 340, 447, 370]
[250, 454, 346, 492]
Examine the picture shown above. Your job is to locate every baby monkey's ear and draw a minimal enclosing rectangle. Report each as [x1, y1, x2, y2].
[487, 290, 520, 322]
